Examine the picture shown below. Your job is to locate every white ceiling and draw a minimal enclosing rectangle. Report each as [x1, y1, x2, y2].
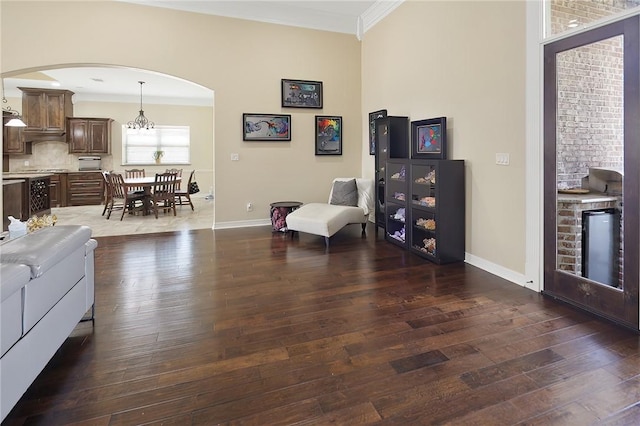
[4, 67, 215, 107]
[2, 1, 398, 106]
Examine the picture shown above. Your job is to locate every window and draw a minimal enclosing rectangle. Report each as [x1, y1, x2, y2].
[122, 125, 190, 165]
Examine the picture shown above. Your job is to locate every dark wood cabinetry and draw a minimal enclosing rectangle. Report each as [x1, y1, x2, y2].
[3, 175, 52, 220]
[19, 87, 74, 141]
[409, 160, 465, 264]
[2, 112, 30, 154]
[67, 172, 104, 206]
[374, 116, 409, 231]
[67, 118, 113, 154]
[49, 173, 68, 208]
[3, 180, 24, 230]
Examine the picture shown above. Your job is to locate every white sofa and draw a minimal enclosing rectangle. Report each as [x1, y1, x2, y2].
[286, 177, 374, 246]
[0, 225, 97, 421]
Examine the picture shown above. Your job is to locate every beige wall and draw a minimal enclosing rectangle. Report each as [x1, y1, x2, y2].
[2, 0, 530, 276]
[362, 1, 527, 273]
[1, 1, 362, 224]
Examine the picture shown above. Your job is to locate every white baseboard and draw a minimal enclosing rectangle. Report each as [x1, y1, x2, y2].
[465, 252, 537, 292]
[213, 219, 271, 230]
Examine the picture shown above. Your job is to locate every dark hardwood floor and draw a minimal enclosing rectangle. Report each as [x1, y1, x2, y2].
[3, 224, 639, 425]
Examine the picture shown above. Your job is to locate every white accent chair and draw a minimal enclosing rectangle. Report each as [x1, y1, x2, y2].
[286, 177, 373, 247]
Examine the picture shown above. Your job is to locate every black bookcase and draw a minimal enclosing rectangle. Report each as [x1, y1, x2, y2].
[409, 160, 465, 264]
[374, 116, 409, 232]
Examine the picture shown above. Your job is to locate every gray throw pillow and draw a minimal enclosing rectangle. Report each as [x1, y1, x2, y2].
[330, 179, 358, 207]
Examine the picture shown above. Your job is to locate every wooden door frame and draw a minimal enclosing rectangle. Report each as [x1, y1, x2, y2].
[543, 16, 639, 330]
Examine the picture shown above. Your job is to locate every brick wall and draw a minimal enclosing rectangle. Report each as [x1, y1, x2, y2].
[550, 1, 640, 188]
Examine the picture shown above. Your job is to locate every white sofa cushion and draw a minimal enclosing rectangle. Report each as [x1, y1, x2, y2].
[0, 225, 92, 278]
[0, 263, 30, 303]
[1, 264, 31, 357]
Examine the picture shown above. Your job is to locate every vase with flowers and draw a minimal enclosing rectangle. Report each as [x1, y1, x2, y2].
[152, 150, 164, 164]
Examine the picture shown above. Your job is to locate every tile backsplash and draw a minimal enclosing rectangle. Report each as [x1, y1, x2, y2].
[7, 141, 113, 171]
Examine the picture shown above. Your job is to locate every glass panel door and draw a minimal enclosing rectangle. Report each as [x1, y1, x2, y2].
[543, 17, 639, 329]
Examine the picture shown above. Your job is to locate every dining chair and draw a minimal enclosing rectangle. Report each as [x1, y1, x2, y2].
[165, 168, 183, 190]
[150, 171, 178, 218]
[124, 168, 146, 194]
[107, 172, 146, 220]
[175, 169, 195, 211]
[101, 170, 112, 216]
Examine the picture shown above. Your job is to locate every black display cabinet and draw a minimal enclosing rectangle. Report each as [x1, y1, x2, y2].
[409, 160, 465, 264]
[374, 116, 408, 232]
[385, 160, 409, 248]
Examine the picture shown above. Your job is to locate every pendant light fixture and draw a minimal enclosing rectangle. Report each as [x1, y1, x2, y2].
[2, 78, 27, 127]
[127, 81, 155, 130]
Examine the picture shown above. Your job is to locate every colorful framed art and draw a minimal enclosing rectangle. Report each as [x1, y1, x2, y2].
[243, 113, 291, 141]
[315, 115, 342, 155]
[411, 117, 447, 159]
[281, 79, 323, 109]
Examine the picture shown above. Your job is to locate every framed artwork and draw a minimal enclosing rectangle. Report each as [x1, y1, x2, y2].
[243, 113, 291, 141]
[281, 79, 323, 109]
[315, 115, 342, 155]
[411, 117, 447, 159]
[368, 109, 387, 155]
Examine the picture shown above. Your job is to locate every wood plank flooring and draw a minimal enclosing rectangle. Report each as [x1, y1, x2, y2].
[3, 224, 639, 425]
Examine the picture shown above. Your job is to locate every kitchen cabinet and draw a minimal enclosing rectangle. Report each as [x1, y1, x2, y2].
[2, 112, 30, 155]
[67, 118, 113, 154]
[3, 180, 24, 231]
[49, 173, 68, 208]
[19, 87, 74, 141]
[67, 172, 104, 206]
[2, 174, 52, 221]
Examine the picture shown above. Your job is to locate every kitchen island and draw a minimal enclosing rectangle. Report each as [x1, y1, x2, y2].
[2, 173, 53, 221]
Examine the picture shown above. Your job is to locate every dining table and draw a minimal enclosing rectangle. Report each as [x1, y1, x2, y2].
[122, 176, 181, 216]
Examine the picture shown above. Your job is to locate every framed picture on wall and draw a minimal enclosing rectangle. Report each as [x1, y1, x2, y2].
[281, 79, 323, 108]
[243, 113, 291, 141]
[411, 117, 447, 159]
[315, 115, 342, 155]
[369, 109, 387, 155]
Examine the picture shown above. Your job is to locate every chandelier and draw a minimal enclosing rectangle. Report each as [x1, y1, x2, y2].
[127, 81, 155, 130]
[2, 78, 27, 127]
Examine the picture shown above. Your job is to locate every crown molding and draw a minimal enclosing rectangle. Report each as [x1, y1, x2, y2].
[359, 0, 405, 39]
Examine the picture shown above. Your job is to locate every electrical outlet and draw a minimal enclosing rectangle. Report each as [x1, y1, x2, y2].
[246, 202, 253, 212]
[23, 160, 29, 166]
[231, 153, 239, 161]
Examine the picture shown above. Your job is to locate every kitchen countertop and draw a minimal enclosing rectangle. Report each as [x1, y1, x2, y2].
[3, 173, 55, 179]
[557, 192, 619, 203]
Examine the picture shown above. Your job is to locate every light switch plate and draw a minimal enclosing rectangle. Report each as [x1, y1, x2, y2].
[495, 153, 510, 166]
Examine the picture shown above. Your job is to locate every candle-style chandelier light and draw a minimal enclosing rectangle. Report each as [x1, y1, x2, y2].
[127, 81, 155, 130]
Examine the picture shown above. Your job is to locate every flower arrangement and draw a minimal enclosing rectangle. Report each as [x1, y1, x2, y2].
[152, 150, 164, 163]
[26, 214, 57, 233]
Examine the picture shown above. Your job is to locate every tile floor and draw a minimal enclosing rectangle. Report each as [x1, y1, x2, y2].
[51, 195, 215, 238]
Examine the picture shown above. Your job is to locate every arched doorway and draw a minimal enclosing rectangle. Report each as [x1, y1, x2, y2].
[3, 64, 215, 235]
